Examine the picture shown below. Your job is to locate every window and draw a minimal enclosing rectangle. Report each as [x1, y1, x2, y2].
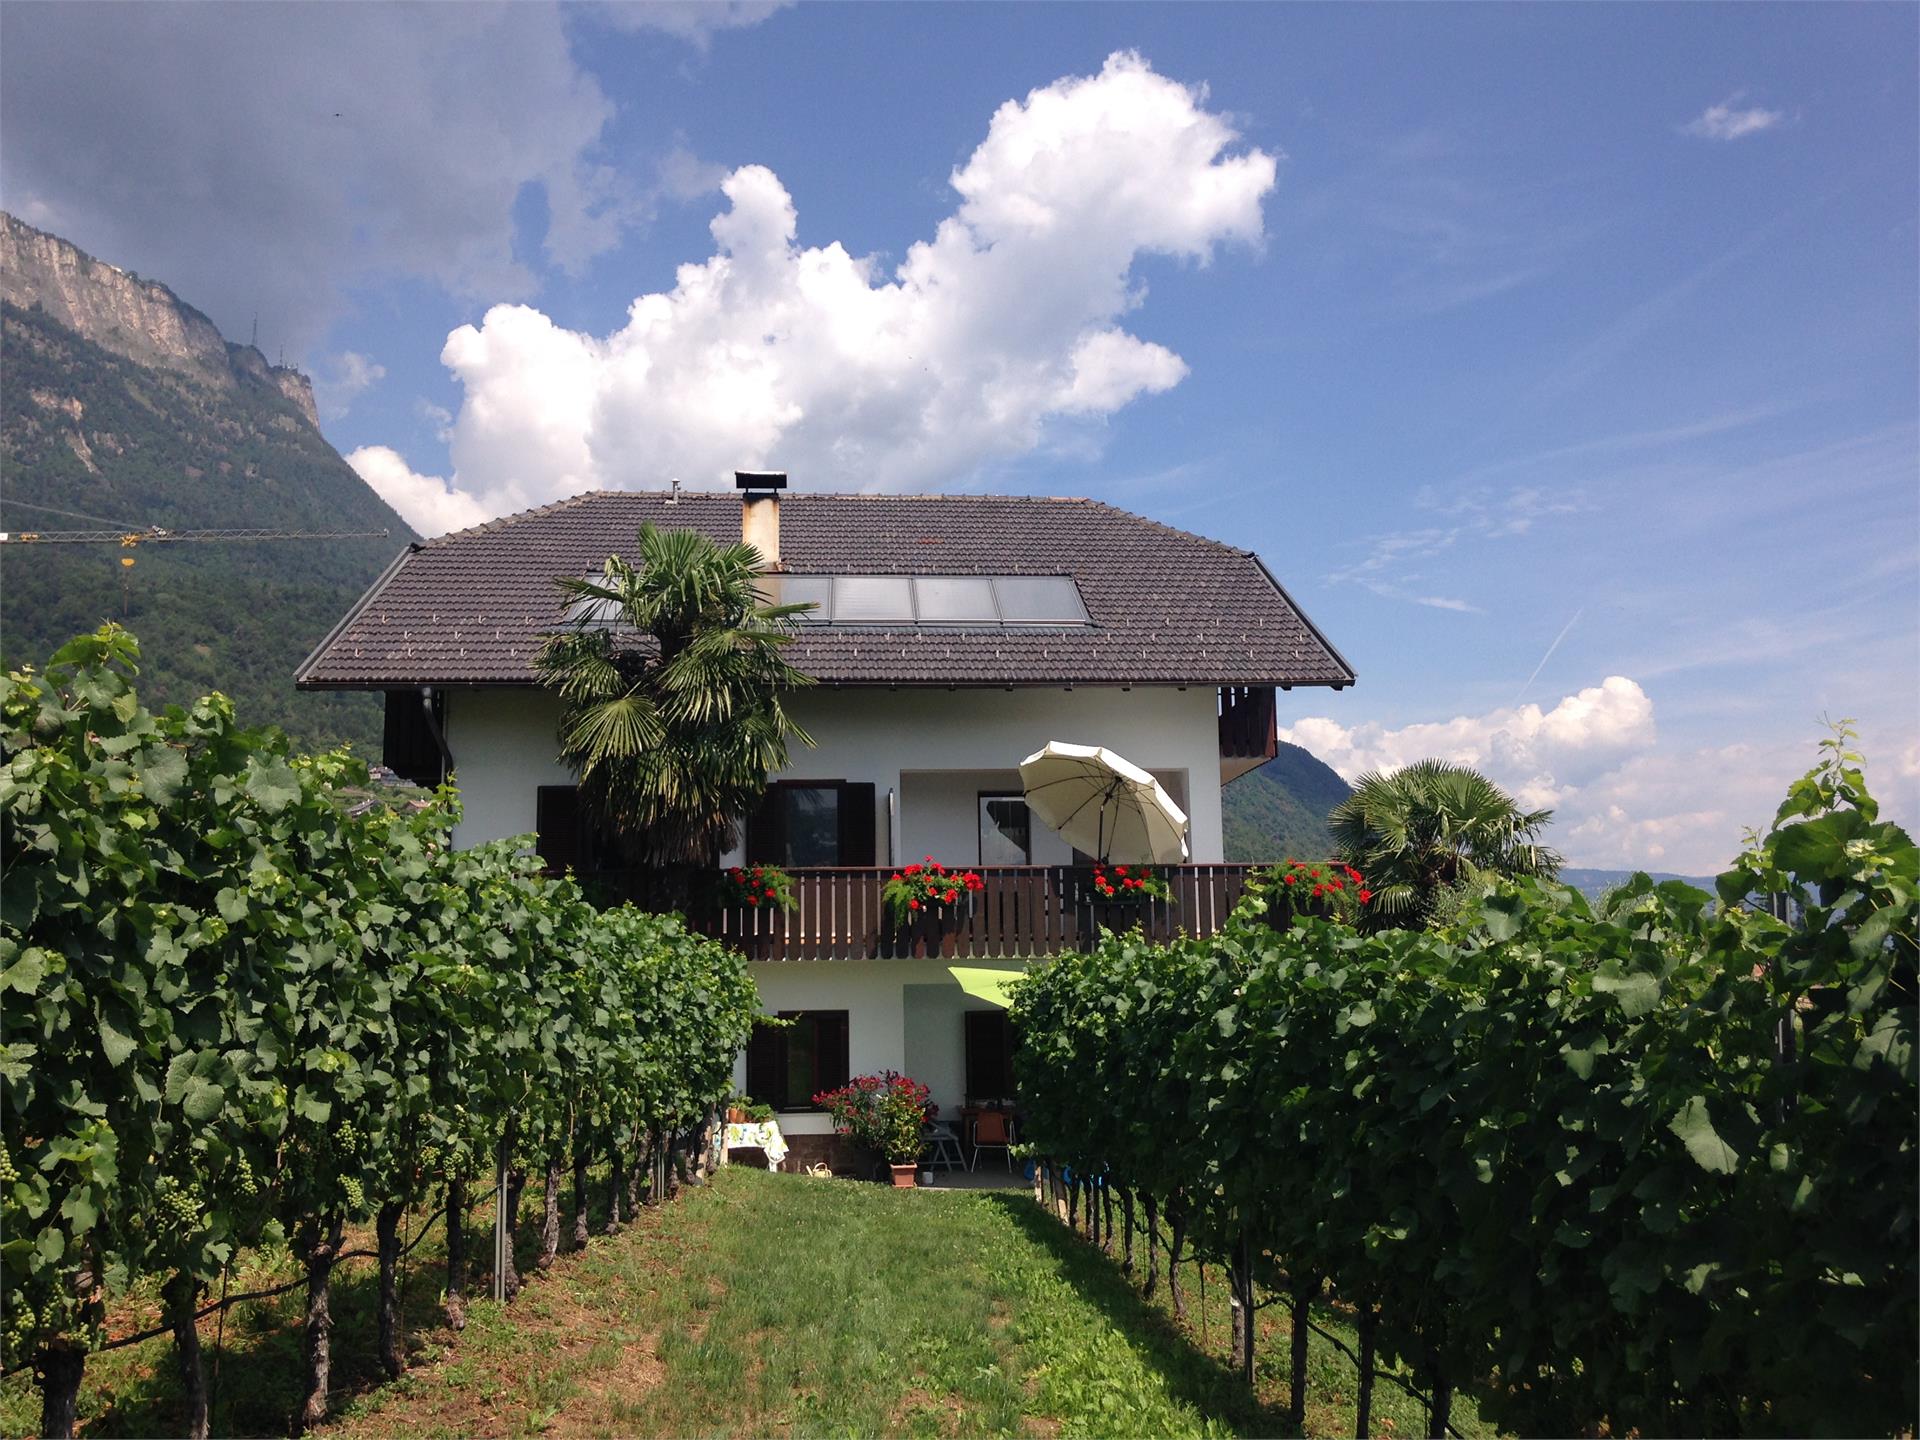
[745, 1010, 851, 1111]
[746, 781, 877, 866]
[964, 1010, 1017, 1103]
[535, 785, 608, 876]
[978, 793, 1032, 864]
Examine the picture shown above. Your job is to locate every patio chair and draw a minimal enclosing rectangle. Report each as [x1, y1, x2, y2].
[969, 1109, 1013, 1172]
[924, 1121, 966, 1171]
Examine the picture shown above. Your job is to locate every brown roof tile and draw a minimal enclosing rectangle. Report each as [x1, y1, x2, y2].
[294, 491, 1355, 690]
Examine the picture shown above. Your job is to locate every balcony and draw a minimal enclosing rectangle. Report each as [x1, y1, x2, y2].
[599, 863, 1266, 962]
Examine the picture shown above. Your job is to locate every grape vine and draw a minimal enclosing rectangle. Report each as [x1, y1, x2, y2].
[1013, 728, 1916, 1437]
[1, 626, 759, 1436]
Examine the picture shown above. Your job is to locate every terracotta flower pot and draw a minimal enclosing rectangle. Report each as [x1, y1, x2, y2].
[889, 1163, 917, 1188]
[726, 1107, 748, 1124]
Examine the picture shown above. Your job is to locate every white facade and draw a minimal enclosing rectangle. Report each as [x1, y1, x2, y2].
[442, 683, 1224, 862]
[738, 957, 1028, 1135]
[440, 681, 1227, 1135]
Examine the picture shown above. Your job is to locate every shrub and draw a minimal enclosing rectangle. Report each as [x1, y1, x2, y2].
[813, 1073, 937, 1165]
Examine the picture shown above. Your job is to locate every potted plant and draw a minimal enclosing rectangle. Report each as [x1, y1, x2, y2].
[882, 858, 985, 956]
[719, 864, 797, 911]
[1085, 862, 1173, 936]
[812, 1072, 937, 1186]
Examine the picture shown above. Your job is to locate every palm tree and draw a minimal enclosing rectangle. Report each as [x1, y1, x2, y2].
[1328, 759, 1561, 929]
[536, 523, 813, 871]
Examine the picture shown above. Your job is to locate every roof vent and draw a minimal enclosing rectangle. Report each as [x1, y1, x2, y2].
[735, 470, 787, 491]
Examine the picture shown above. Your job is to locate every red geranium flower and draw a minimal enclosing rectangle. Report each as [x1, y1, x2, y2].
[1283, 874, 1297, 885]
[908, 899, 921, 911]
[1359, 889, 1373, 903]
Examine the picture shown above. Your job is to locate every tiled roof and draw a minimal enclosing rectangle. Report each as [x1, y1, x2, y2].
[294, 491, 1356, 690]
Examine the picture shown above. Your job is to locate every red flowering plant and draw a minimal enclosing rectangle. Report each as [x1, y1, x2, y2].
[718, 864, 796, 911]
[812, 1071, 937, 1165]
[1089, 863, 1174, 903]
[1266, 858, 1372, 926]
[882, 856, 985, 926]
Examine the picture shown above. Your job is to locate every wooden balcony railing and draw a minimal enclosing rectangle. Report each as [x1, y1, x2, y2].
[595, 864, 1265, 962]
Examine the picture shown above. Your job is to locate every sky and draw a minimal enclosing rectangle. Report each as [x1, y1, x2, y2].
[3, 1, 1915, 873]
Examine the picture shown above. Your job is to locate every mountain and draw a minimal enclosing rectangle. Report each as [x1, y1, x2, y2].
[1222, 741, 1353, 861]
[0, 213, 416, 751]
[1559, 868, 1719, 900]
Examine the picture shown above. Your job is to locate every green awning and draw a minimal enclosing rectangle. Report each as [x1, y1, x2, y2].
[947, 963, 1027, 1009]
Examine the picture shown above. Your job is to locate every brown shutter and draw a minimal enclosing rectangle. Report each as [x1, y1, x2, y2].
[536, 786, 584, 875]
[381, 690, 443, 786]
[965, 1010, 1012, 1100]
[745, 1018, 784, 1108]
[817, 1011, 850, 1093]
[745, 785, 787, 865]
[837, 782, 877, 866]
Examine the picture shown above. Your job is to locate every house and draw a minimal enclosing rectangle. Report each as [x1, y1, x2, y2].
[296, 478, 1354, 1169]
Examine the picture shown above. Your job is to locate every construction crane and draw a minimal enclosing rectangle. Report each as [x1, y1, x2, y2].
[0, 524, 394, 618]
[0, 526, 390, 545]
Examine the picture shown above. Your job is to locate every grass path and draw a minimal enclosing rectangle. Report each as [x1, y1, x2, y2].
[4, 1167, 1493, 1437]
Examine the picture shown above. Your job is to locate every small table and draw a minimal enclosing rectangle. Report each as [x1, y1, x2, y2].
[722, 1120, 788, 1171]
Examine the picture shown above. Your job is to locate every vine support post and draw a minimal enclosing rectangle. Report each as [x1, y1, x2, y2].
[1143, 1192, 1159, 1298]
[1228, 1224, 1255, 1387]
[572, 1123, 592, 1249]
[491, 1155, 510, 1304]
[445, 1174, 469, 1330]
[164, 1271, 209, 1440]
[375, 1201, 407, 1379]
[1102, 1181, 1115, 1255]
[1121, 1187, 1135, 1273]
[34, 1340, 86, 1440]
[538, 1118, 563, 1272]
[605, 1141, 624, 1233]
[1167, 1203, 1187, 1321]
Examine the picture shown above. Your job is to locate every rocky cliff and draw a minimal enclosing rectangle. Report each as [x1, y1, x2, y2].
[0, 211, 319, 426]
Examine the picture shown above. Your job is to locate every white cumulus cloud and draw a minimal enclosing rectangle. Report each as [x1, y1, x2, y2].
[347, 445, 492, 540]
[414, 51, 1276, 519]
[1281, 676, 1657, 802]
[1681, 95, 1785, 142]
[1278, 677, 1841, 872]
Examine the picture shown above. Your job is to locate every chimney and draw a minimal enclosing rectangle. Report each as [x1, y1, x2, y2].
[736, 470, 786, 566]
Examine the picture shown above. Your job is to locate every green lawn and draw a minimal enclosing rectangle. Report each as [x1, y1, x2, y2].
[3, 1167, 1491, 1437]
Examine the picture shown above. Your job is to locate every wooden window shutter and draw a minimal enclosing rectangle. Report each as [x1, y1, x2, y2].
[837, 782, 877, 866]
[817, 1012, 851, 1093]
[381, 690, 443, 787]
[745, 1018, 785, 1107]
[965, 1010, 1013, 1099]
[535, 786, 585, 875]
[745, 785, 787, 865]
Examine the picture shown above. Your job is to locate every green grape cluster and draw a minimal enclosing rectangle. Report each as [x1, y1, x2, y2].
[334, 1119, 363, 1154]
[340, 1176, 365, 1212]
[0, 1141, 18, 1186]
[153, 1175, 202, 1237]
[230, 1153, 259, 1198]
[5, 1292, 37, 1363]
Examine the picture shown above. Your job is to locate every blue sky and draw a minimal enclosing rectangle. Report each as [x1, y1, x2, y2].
[4, 2, 1914, 870]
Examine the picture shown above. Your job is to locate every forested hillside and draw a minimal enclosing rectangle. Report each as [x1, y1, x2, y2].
[1, 298, 414, 750]
[1221, 741, 1352, 861]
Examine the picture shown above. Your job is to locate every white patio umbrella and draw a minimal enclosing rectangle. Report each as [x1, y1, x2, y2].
[1018, 741, 1190, 864]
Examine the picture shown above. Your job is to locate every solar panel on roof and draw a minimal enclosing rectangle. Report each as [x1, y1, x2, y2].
[992, 575, 1087, 623]
[562, 572, 623, 628]
[833, 575, 915, 623]
[914, 575, 998, 623]
[762, 574, 833, 622]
